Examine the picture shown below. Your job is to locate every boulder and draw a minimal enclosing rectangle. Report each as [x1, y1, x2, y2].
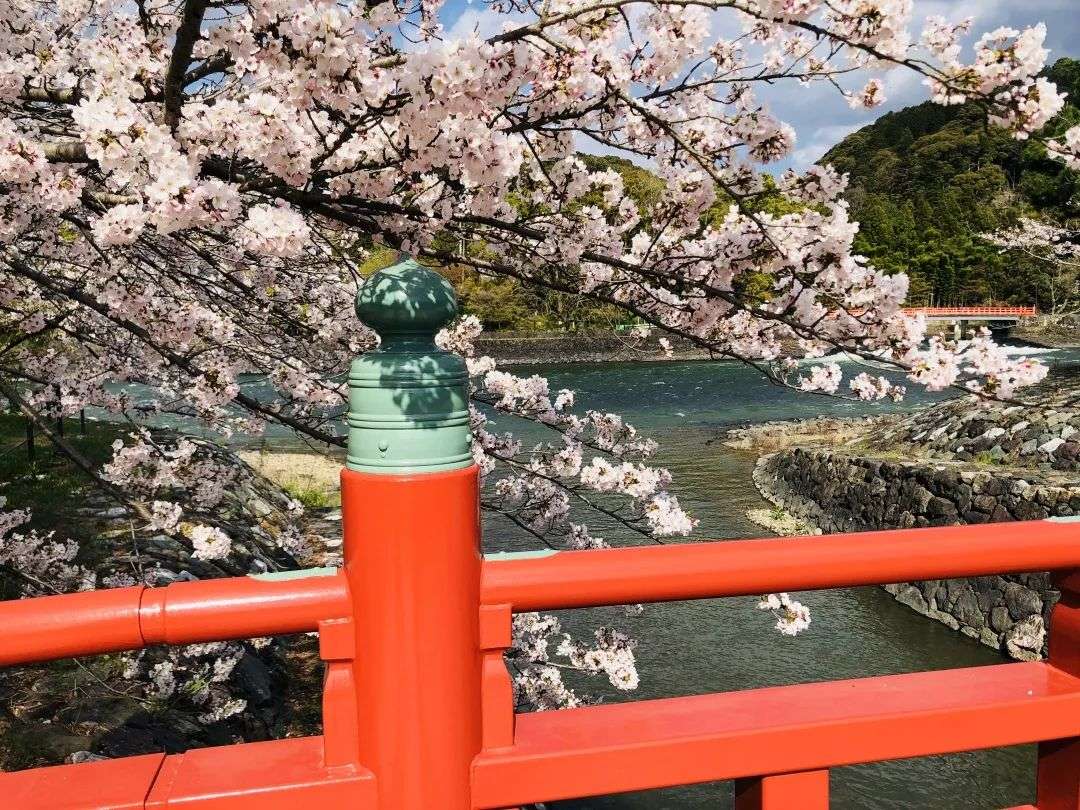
[1005, 616, 1046, 662]
[894, 584, 929, 615]
[926, 497, 958, 518]
[1004, 583, 1043, 620]
[1040, 438, 1065, 455]
[990, 606, 1013, 633]
[953, 590, 984, 628]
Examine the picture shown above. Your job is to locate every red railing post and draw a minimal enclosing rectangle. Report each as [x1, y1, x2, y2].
[1037, 570, 1080, 809]
[342, 260, 483, 809]
[735, 770, 829, 809]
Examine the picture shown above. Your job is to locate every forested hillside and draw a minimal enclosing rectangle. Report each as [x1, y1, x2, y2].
[822, 58, 1080, 307]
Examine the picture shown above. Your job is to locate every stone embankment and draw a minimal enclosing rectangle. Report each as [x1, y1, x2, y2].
[753, 450, 1078, 660]
[734, 385, 1080, 661]
[868, 390, 1080, 471]
[1013, 314, 1080, 349]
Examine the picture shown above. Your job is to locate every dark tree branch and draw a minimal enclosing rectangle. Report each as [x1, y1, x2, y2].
[163, 0, 210, 132]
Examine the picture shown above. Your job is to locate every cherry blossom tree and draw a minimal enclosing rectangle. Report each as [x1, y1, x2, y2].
[983, 218, 1080, 315]
[1, 0, 1077, 715]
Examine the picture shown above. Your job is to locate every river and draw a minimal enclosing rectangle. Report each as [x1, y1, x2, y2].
[477, 348, 1079, 810]
[110, 345, 1080, 807]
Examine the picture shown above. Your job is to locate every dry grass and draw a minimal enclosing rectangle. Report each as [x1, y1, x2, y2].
[238, 450, 342, 508]
[746, 507, 818, 537]
[724, 416, 896, 453]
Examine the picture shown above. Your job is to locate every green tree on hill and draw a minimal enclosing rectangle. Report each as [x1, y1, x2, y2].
[822, 57, 1080, 308]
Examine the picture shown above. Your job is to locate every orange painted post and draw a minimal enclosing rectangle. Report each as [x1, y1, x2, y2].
[319, 617, 360, 768]
[342, 260, 482, 810]
[1037, 570, 1080, 809]
[478, 603, 515, 750]
[735, 770, 829, 810]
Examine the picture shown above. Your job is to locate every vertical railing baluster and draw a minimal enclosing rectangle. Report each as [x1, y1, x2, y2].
[1037, 571, 1080, 809]
[735, 770, 829, 810]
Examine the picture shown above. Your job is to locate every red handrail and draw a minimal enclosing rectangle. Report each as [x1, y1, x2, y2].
[481, 520, 1080, 610]
[902, 306, 1038, 317]
[0, 569, 349, 666]
[5, 521, 1079, 665]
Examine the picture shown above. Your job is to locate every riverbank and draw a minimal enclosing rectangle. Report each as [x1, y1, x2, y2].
[479, 324, 1080, 366]
[729, 385, 1080, 661]
[0, 433, 340, 771]
[1013, 314, 1080, 349]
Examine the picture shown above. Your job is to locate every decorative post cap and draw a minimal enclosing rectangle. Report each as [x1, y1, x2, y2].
[347, 259, 472, 474]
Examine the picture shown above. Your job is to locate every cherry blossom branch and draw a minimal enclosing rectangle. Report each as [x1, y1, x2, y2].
[163, 0, 211, 131]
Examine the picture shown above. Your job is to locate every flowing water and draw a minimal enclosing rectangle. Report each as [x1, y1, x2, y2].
[477, 348, 1080, 810]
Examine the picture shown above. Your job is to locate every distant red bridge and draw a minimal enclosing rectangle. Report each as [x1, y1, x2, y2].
[903, 306, 1038, 322]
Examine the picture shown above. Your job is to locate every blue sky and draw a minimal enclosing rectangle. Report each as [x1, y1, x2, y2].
[768, 0, 1080, 169]
[437, 0, 1080, 170]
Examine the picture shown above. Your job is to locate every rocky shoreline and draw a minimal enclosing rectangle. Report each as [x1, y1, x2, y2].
[0, 440, 341, 771]
[1012, 313, 1080, 349]
[729, 385, 1080, 661]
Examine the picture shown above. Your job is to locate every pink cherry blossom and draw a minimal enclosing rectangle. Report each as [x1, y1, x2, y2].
[0, 0, 1072, 715]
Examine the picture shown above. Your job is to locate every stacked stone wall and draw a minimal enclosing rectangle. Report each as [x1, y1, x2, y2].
[872, 395, 1080, 471]
[755, 449, 1080, 659]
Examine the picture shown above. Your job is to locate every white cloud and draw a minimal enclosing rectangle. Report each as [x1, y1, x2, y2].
[790, 121, 873, 169]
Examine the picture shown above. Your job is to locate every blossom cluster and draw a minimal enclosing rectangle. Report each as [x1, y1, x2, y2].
[443, 316, 695, 547]
[0, 500, 94, 595]
[509, 612, 641, 709]
[1049, 127, 1080, 170]
[102, 430, 307, 563]
[758, 592, 812, 636]
[122, 640, 256, 725]
[981, 218, 1079, 316]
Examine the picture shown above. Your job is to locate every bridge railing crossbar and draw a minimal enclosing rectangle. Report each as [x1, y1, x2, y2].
[901, 306, 1038, 317]
[2, 518, 1080, 809]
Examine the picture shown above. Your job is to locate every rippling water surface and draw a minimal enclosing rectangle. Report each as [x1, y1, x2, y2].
[485, 349, 1079, 810]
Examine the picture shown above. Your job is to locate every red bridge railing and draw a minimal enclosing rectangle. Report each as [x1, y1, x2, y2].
[2, 497, 1080, 809]
[0, 266, 1074, 809]
[902, 306, 1039, 318]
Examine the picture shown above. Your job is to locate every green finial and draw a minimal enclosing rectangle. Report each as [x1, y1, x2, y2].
[347, 259, 472, 474]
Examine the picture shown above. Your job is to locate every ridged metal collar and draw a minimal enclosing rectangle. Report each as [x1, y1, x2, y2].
[347, 260, 472, 474]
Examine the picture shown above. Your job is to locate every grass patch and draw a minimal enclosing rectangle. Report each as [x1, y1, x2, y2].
[0, 413, 125, 533]
[0, 412, 129, 600]
[281, 481, 335, 509]
[844, 443, 921, 462]
[972, 450, 1006, 466]
[238, 450, 341, 508]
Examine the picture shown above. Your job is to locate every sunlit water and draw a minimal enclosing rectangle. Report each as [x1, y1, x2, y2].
[489, 348, 1079, 810]
[103, 345, 1080, 808]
